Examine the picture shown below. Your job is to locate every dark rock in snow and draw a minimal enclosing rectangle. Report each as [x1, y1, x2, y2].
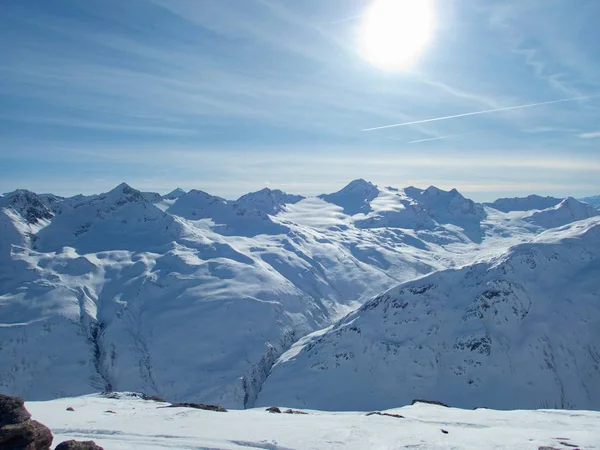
[411, 399, 449, 407]
[142, 395, 167, 403]
[0, 419, 53, 450]
[66, 407, 75, 412]
[366, 411, 404, 419]
[0, 394, 31, 427]
[266, 406, 281, 413]
[283, 409, 308, 415]
[55, 440, 104, 450]
[165, 403, 227, 412]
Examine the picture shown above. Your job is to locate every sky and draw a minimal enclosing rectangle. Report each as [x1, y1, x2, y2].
[1, 0, 599, 201]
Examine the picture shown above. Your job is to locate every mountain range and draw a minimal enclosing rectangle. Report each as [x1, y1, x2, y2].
[1, 180, 599, 410]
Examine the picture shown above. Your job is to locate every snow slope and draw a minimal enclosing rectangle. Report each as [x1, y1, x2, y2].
[486, 195, 563, 212]
[523, 197, 599, 228]
[257, 217, 600, 411]
[24, 394, 600, 450]
[1, 180, 595, 411]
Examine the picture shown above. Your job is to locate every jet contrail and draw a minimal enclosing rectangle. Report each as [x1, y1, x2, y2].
[408, 132, 478, 144]
[363, 94, 598, 132]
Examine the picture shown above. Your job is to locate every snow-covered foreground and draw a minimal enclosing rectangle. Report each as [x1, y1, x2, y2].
[26, 394, 600, 449]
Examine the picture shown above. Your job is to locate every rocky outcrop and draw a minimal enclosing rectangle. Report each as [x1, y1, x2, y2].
[165, 403, 227, 412]
[54, 440, 104, 450]
[0, 394, 53, 450]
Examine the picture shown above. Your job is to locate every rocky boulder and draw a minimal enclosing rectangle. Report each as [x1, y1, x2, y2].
[0, 395, 31, 428]
[54, 440, 104, 449]
[0, 394, 53, 450]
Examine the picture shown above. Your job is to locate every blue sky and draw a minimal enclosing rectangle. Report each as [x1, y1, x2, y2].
[1, 0, 599, 200]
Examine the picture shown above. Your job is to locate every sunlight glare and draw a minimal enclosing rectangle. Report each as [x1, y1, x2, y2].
[359, 0, 434, 71]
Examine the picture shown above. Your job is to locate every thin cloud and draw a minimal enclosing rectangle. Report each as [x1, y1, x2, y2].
[330, 14, 363, 24]
[363, 95, 598, 132]
[579, 131, 600, 139]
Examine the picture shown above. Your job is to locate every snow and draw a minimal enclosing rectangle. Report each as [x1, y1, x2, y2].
[523, 197, 599, 228]
[236, 188, 304, 214]
[486, 195, 563, 213]
[257, 217, 600, 411]
[580, 194, 600, 208]
[25, 394, 600, 449]
[1, 179, 599, 413]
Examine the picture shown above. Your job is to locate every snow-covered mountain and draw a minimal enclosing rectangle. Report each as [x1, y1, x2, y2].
[486, 194, 563, 212]
[318, 179, 380, 215]
[580, 194, 600, 209]
[163, 188, 187, 200]
[523, 197, 599, 229]
[0, 189, 55, 224]
[236, 188, 304, 214]
[1, 180, 597, 411]
[256, 217, 600, 411]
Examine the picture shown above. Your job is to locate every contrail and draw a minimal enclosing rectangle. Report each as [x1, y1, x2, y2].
[363, 94, 598, 132]
[408, 132, 477, 144]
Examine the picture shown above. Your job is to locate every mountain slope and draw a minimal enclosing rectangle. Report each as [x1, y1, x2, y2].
[236, 188, 304, 214]
[256, 217, 600, 411]
[486, 195, 563, 212]
[523, 197, 599, 228]
[580, 194, 600, 209]
[1, 180, 593, 410]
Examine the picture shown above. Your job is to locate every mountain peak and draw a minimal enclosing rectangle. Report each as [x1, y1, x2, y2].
[236, 188, 304, 214]
[341, 179, 377, 193]
[319, 180, 380, 215]
[101, 182, 145, 205]
[164, 188, 187, 200]
[0, 188, 54, 224]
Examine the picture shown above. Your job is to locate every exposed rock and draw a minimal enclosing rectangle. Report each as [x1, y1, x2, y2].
[55, 440, 104, 450]
[66, 407, 75, 412]
[141, 394, 166, 403]
[283, 409, 308, 415]
[0, 419, 53, 450]
[266, 406, 281, 413]
[0, 394, 31, 427]
[164, 403, 227, 412]
[411, 399, 449, 407]
[365, 411, 404, 419]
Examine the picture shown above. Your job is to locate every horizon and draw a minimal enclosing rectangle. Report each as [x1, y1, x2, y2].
[1, 0, 599, 199]
[1, 178, 597, 203]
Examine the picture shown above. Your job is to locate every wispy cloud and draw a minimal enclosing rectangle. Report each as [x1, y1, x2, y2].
[578, 131, 600, 139]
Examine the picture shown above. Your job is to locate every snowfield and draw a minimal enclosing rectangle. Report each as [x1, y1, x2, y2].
[1, 180, 600, 415]
[257, 217, 600, 411]
[25, 394, 600, 449]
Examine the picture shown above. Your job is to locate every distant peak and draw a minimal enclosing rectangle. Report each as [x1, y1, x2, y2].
[424, 185, 443, 195]
[346, 178, 374, 188]
[110, 182, 135, 193]
[166, 188, 187, 198]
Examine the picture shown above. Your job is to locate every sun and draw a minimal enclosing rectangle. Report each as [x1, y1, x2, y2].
[359, 0, 435, 71]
